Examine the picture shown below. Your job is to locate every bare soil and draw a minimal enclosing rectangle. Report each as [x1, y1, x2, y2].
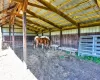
[14, 45, 100, 80]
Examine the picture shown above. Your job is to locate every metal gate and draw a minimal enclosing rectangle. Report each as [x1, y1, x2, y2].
[78, 35, 100, 57]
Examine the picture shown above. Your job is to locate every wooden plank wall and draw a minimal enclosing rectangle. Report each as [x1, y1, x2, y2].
[62, 34, 78, 48]
[2, 25, 100, 48]
[3, 36, 34, 42]
[43, 26, 100, 48]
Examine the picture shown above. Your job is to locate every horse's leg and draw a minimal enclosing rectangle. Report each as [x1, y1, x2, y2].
[41, 43, 44, 49]
[36, 40, 38, 48]
[47, 40, 50, 49]
[34, 42, 36, 49]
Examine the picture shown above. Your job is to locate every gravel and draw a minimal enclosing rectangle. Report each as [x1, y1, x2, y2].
[15, 45, 100, 80]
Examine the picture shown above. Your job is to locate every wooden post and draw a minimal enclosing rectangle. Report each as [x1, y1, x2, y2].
[0, 25, 2, 51]
[42, 31, 43, 36]
[78, 24, 80, 39]
[9, 25, 11, 44]
[49, 30, 51, 45]
[60, 29, 62, 46]
[12, 25, 15, 50]
[78, 23, 80, 49]
[36, 33, 38, 36]
[23, 12, 27, 63]
[1, 25, 3, 41]
[49, 30, 51, 40]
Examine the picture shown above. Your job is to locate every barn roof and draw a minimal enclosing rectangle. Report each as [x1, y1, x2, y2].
[0, 0, 100, 34]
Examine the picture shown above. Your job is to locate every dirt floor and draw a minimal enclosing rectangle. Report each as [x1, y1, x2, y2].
[14, 45, 100, 80]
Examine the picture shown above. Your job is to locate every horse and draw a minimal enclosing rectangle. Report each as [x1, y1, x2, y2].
[33, 36, 50, 49]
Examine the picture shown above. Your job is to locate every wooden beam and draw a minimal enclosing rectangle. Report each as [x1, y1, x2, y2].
[2, 27, 22, 29]
[28, 2, 50, 11]
[77, 24, 80, 49]
[49, 30, 51, 45]
[42, 31, 43, 36]
[27, 9, 60, 29]
[15, 19, 40, 32]
[15, 22, 36, 33]
[22, 0, 28, 12]
[96, 0, 100, 7]
[37, 0, 77, 26]
[9, 25, 11, 44]
[0, 4, 16, 14]
[17, 16, 49, 30]
[78, 24, 80, 39]
[9, 3, 21, 24]
[1, 25, 3, 41]
[0, 15, 10, 21]
[26, 24, 42, 31]
[36, 33, 38, 36]
[0, 25, 2, 50]
[12, 0, 23, 3]
[60, 29, 63, 46]
[22, 12, 27, 62]
[0, 21, 8, 26]
[12, 25, 15, 50]
[80, 21, 100, 28]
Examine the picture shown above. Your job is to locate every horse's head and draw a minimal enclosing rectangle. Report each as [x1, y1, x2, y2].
[34, 36, 39, 40]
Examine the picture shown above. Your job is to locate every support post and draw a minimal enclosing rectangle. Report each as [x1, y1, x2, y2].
[49, 30, 51, 40]
[36, 33, 38, 36]
[0, 25, 2, 51]
[42, 31, 43, 36]
[9, 25, 11, 43]
[23, 12, 27, 63]
[77, 23, 80, 49]
[1, 25, 3, 41]
[12, 25, 15, 50]
[60, 29, 62, 46]
[78, 24, 80, 39]
[49, 30, 51, 45]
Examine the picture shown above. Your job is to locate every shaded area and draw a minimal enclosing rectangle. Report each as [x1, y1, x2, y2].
[15, 45, 100, 80]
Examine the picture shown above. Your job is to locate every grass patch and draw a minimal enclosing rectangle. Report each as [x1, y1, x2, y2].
[76, 52, 100, 64]
[60, 51, 100, 64]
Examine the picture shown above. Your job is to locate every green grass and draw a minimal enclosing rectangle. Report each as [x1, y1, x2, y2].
[75, 52, 100, 64]
[60, 51, 100, 64]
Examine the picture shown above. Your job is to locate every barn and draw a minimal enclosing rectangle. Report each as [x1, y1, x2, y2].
[0, 0, 100, 80]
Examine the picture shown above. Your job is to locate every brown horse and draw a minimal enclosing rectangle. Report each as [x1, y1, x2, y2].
[34, 36, 50, 48]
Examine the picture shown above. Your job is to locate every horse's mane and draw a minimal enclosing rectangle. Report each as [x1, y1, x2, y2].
[34, 36, 50, 40]
[40, 36, 50, 40]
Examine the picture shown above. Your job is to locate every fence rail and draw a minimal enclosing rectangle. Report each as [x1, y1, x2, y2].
[78, 35, 100, 57]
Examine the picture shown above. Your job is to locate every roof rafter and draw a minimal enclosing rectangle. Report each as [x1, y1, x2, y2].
[28, 2, 50, 11]
[0, 4, 16, 14]
[27, 9, 60, 29]
[17, 16, 50, 30]
[15, 22, 36, 33]
[41, 0, 89, 19]
[68, 4, 96, 16]
[80, 21, 100, 27]
[37, 0, 78, 26]
[62, 0, 90, 12]
[12, 0, 23, 3]
[0, 15, 10, 21]
[26, 23, 43, 31]
[15, 19, 42, 32]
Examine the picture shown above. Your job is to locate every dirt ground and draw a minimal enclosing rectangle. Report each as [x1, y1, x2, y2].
[14, 45, 100, 80]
